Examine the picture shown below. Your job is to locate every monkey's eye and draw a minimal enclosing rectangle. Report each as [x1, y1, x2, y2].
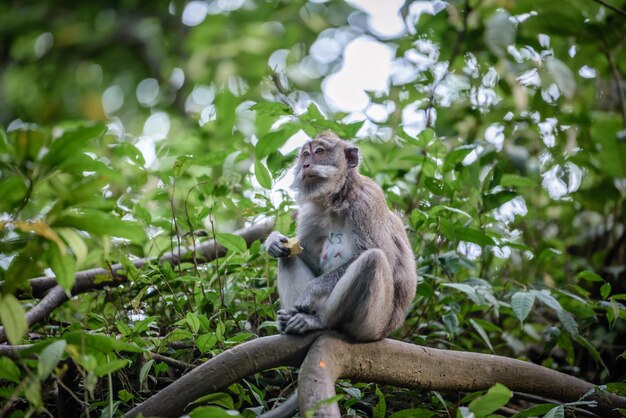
[302, 151, 310, 157]
[315, 148, 324, 154]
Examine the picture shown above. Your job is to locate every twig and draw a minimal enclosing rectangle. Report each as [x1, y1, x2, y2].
[425, 0, 471, 125]
[149, 352, 196, 371]
[269, 71, 297, 111]
[592, 0, 626, 18]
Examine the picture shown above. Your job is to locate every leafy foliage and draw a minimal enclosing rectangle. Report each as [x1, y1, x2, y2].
[1, 0, 626, 417]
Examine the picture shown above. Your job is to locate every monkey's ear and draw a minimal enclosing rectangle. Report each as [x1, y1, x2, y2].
[345, 146, 359, 168]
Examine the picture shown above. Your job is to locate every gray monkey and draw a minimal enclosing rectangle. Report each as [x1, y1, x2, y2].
[265, 131, 417, 342]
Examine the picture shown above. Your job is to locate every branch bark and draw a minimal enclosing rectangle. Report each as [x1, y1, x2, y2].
[123, 332, 322, 418]
[0, 219, 275, 344]
[298, 334, 626, 418]
[120, 333, 626, 418]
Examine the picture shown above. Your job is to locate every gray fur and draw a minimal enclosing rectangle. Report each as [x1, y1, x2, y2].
[265, 132, 417, 342]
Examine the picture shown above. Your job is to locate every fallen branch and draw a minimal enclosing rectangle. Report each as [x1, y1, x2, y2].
[122, 333, 626, 418]
[0, 219, 275, 344]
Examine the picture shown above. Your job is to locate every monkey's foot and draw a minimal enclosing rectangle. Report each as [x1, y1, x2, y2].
[284, 313, 324, 335]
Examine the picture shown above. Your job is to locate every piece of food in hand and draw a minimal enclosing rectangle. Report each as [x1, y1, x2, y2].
[283, 237, 303, 256]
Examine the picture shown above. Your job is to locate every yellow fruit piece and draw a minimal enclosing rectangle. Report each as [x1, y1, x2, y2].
[283, 237, 303, 256]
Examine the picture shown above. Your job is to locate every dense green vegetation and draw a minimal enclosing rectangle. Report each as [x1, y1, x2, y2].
[1, 0, 625, 416]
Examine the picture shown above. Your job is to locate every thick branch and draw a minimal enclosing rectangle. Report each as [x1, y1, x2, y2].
[0, 219, 275, 344]
[298, 334, 626, 418]
[123, 332, 322, 418]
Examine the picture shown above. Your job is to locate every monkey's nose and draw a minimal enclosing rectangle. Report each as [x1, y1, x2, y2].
[303, 163, 310, 169]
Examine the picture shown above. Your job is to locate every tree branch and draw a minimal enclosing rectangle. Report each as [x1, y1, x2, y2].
[119, 332, 626, 418]
[0, 219, 275, 344]
[298, 334, 626, 418]
[123, 332, 322, 418]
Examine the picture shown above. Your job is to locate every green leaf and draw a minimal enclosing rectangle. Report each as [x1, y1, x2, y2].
[442, 313, 459, 337]
[186, 312, 200, 334]
[511, 403, 558, 418]
[139, 359, 154, 385]
[189, 406, 241, 418]
[0, 294, 28, 345]
[249, 101, 292, 117]
[0, 357, 21, 383]
[483, 191, 517, 212]
[173, 155, 194, 177]
[41, 123, 105, 168]
[468, 383, 513, 418]
[443, 145, 475, 171]
[600, 282, 611, 299]
[511, 291, 535, 323]
[25, 379, 43, 409]
[500, 174, 536, 188]
[424, 177, 448, 197]
[255, 127, 297, 158]
[114, 142, 145, 165]
[63, 331, 143, 353]
[469, 318, 494, 352]
[373, 386, 386, 418]
[197, 333, 218, 353]
[0, 125, 10, 154]
[95, 359, 130, 377]
[576, 270, 604, 283]
[590, 113, 626, 177]
[215, 232, 247, 254]
[300, 102, 324, 122]
[546, 57, 575, 99]
[190, 392, 235, 409]
[118, 389, 134, 402]
[485, 9, 515, 57]
[576, 335, 608, 373]
[254, 159, 273, 189]
[52, 208, 146, 243]
[56, 227, 88, 267]
[388, 409, 435, 418]
[442, 283, 482, 304]
[38, 340, 66, 381]
[46, 244, 76, 295]
[532, 290, 562, 311]
[557, 309, 578, 338]
[455, 227, 495, 247]
[543, 405, 564, 418]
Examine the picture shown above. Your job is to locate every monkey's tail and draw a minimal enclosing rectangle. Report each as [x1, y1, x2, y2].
[258, 390, 298, 418]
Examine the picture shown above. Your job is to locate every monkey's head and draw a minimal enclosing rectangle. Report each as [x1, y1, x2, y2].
[291, 131, 359, 201]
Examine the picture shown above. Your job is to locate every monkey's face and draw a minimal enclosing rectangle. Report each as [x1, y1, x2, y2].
[292, 135, 359, 199]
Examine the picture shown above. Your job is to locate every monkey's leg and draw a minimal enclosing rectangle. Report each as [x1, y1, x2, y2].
[323, 248, 394, 341]
[277, 256, 315, 332]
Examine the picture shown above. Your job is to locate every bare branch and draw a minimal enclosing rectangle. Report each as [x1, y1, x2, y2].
[149, 352, 196, 371]
[298, 334, 626, 418]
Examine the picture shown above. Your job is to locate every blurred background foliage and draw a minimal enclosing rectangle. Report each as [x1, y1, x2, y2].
[0, 0, 625, 416]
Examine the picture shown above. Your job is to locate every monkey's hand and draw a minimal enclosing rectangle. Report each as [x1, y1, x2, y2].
[264, 231, 290, 258]
[293, 294, 317, 315]
[284, 313, 325, 335]
[277, 309, 297, 333]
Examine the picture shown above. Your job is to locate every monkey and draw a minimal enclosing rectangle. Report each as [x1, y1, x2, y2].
[265, 131, 417, 342]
